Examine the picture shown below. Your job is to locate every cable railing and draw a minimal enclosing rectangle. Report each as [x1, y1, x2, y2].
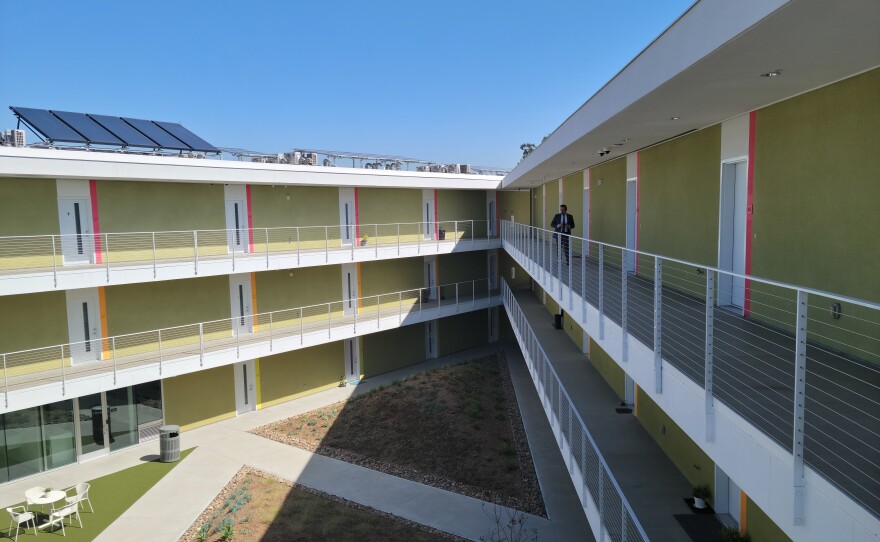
[502, 280, 649, 542]
[0, 278, 500, 406]
[0, 219, 498, 284]
[502, 220, 880, 521]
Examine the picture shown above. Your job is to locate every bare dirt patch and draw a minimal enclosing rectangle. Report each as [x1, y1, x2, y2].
[251, 353, 545, 516]
[180, 467, 462, 541]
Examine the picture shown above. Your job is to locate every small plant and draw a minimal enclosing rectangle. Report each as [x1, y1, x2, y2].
[480, 503, 538, 542]
[720, 525, 749, 542]
[692, 484, 711, 509]
[220, 523, 235, 541]
[215, 516, 235, 535]
[195, 524, 209, 541]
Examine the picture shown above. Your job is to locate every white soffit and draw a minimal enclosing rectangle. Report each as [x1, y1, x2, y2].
[504, 0, 880, 189]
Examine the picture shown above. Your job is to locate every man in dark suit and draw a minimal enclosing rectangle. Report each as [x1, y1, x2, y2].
[551, 204, 575, 265]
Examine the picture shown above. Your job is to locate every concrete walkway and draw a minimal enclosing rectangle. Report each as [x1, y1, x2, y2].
[0, 342, 589, 541]
[513, 288, 696, 542]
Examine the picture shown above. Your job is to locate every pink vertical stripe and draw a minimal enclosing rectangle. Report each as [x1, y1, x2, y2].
[89, 180, 103, 263]
[246, 184, 255, 252]
[744, 111, 756, 317]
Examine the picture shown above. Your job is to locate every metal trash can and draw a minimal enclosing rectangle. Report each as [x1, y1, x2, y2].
[554, 313, 563, 329]
[159, 424, 180, 463]
[438, 228, 446, 240]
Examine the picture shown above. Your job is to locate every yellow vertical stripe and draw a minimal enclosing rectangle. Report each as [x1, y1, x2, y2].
[250, 272, 258, 331]
[255, 358, 262, 410]
[98, 286, 110, 359]
[740, 491, 748, 533]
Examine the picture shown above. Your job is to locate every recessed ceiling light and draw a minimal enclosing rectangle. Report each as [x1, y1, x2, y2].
[612, 143, 623, 147]
[760, 69, 782, 77]
[670, 116, 680, 120]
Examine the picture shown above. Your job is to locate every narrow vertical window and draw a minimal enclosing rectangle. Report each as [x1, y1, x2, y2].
[82, 302, 91, 352]
[242, 365, 249, 405]
[73, 202, 83, 254]
[238, 285, 245, 325]
[346, 274, 353, 308]
[344, 203, 351, 240]
[234, 203, 241, 246]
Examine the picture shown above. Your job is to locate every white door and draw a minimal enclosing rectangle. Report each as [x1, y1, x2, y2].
[341, 264, 358, 315]
[229, 273, 253, 335]
[625, 179, 637, 273]
[424, 258, 437, 300]
[225, 200, 248, 253]
[583, 186, 590, 250]
[422, 190, 435, 240]
[425, 321, 438, 359]
[728, 477, 742, 526]
[487, 192, 497, 237]
[234, 360, 257, 415]
[58, 198, 95, 265]
[718, 160, 748, 309]
[624, 374, 635, 406]
[66, 288, 101, 364]
[488, 251, 498, 290]
[339, 187, 356, 246]
[76, 392, 109, 461]
[344, 339, 360, 382]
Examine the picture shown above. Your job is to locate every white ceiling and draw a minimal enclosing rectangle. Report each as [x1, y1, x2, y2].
[503, 0, 880, 189]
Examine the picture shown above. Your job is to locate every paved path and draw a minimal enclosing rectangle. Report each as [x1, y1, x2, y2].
[0, 343, 588, 541]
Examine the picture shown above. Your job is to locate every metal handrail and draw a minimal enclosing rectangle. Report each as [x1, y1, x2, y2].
[502, 280, 650, 542]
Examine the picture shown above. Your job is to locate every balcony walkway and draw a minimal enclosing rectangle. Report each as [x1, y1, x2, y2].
[507, 231, 880, 519]
[510, 288, 695, 541]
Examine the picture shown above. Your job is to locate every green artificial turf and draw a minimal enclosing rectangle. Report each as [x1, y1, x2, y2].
[2, 447, 194, 540]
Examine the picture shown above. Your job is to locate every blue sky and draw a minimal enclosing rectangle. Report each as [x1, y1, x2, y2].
[0, 1, 693, 167]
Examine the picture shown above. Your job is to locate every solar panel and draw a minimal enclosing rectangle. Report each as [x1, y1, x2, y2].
[51, 111, 124, 146]
[122, 117, 192, 150]
[153, 121, 218, 153]
[10, 107, 87, 143]
[88, 114, 160, 148]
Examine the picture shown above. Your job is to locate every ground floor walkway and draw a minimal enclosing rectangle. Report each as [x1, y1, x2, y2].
[0, 343, 590, 541]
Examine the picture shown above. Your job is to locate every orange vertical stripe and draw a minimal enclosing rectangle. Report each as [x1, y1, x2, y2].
[634, 384, 640, 417]
[740, 491, 748, 533]
[98, 286, 110, 359]
[250, 272, 258, 331]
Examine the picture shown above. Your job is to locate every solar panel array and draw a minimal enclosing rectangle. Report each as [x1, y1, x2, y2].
[9, 106, 218, 153]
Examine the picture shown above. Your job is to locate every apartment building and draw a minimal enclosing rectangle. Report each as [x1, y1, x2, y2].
[0, 144, 537, 484]
[499, 1, 879, 541]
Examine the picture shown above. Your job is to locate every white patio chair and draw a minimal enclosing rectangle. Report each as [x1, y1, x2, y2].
[64, 482, 93, 513]
[46, 502, 82, 536]
[6, 506, 37, 542]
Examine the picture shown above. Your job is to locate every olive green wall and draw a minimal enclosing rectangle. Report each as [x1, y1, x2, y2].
[437, 190, 484, 222]
[544, 180, 559, 230]
[439, 310, 488, 356]
[163, 365, 235, 431]
[105, 276, 230, 336]
[357, 188, 421, 226]
[362, 325, 425, 377]
[635, 387, 715, 499]
[588, 158, 627, 246]
[498, 190, 530, 225]
[258, 342, 343, 408]
[746, 495, 792, 542]
[360, 257, 422, 297]
[255, 265, 342, 313]
[562, 172, 584, 237]
[530, 188, 543, 227]
[438, 251, 488, 286]
[500, 252, 529, 290]
[0, 292, 68, 352]
[639, 127, 721, 265]
[0, 178, 59, 235]
[250, 185, 339, 228]
[563, 312, 584, 352]
[587, 339, 625, 400]
[753, 68, 880, 303]
[96, 181, 225, 232]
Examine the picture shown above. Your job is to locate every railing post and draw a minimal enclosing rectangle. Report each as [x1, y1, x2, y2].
[51, 235, 58, 287]
[437, 286, 441, 309]
[60, 345, 66, 395]
[199, 323, 204, 366]
[193, 230, 199, 275]
[436, 222, 440, 252]
[158, 329, 163, 375]
[621, 250, 628, 362]
[621, 506, 629, 542]
[705, 269, 715, 442]
[654, 259, 663, 394]
[112, 336, 117, 384]
[598, 245, 605, 340]
[296, 227, 301, 265]
[598, 452, 605, 538]
[265, 228, 270, 268]
[568, 238, 573, 309]
[325, 226, 329, 262]
[151, 232, 157, 278]
[581, 238, 587, 323]
[2, 353, 7, 407]
[793, 290, 809, 526]
[269, 312, 274, 351]
[397, 223, 401, 255]
[104, 233, 110, 281]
